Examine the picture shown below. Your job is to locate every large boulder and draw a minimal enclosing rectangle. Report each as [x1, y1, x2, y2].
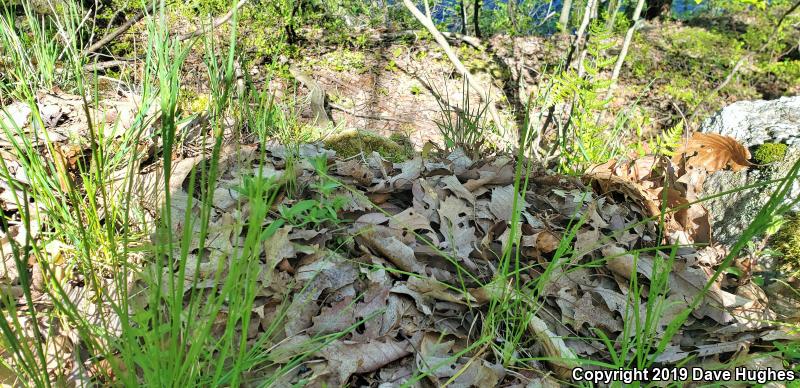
[700, 96, 800, 245]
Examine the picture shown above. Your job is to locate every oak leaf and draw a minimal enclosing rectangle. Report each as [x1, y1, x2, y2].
[674, 133, 753, 172]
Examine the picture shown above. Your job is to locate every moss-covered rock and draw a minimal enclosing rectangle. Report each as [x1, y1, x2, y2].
[772, 213, 800, 275]
[389, 132, 415, 157]
[324, 129, 414, 162]
[753, 142, 788, 165]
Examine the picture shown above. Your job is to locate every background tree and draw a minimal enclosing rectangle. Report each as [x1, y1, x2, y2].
[644, 0, 672, 19]
[559, 0, 573, 30]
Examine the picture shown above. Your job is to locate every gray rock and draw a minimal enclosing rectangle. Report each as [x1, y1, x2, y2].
[700, 96, 800, 245]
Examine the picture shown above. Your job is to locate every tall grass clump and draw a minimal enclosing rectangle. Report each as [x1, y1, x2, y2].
[423, 29, 800, 381]
[0, 1, 338, 385]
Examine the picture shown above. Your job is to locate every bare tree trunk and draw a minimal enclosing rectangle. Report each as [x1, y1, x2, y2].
[382, 0, 391, 28]
[608, 0, 645, 88]
[573, 0, 595, 54]
[473, 0, 481, 38]
[590, 0, 599, 19]
[559, 0, 573, 30]
[605, 0, 621, 30]
[424, 0, 431, 19]
[401, 0, 508, 140]
[644, 0, 671, 20]
[508, 0, 518, 33]
[460, 0, 468, 35]
[284, 0, 301, 44]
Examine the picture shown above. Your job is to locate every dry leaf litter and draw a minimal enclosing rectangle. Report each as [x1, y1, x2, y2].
[0, 91, 798, 386]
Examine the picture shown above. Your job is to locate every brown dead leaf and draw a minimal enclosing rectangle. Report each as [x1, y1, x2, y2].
[674, 133, 753, 172]
[489, 185, 527, 223]
[572, 292, 623, 332]
[388, 208, 434, 233]
[262, 226, 295, 286]
[319, 335, 418, 385]
[336, 159, 374, 185]
[370, 158, 422, 193]
[308, 297, 356, 336]
[441, 175, 476, 204]
[535, 231, 560, 253]
[356, 228, 425, 274]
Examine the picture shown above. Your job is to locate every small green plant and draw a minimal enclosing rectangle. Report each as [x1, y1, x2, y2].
[432, 79, 491, 158]
[753, 142, 788, 165]
[321, 49, 366, 72]
[761, 60, 800, 86]
[662, 77, 703, 107]
[651, 122, 684, 157]
[665, 27, 742, 63]
[275, 156, 347, 229]
[384, 59, 399, 72]
[410, 84, 422, 95]
[770, 212, 800, 274]
[0, 3, 61, 98]
[548, 21, 623, 174]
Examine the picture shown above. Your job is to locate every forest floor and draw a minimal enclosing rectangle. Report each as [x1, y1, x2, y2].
[148, 18, 800, 149]
[2, 8, 800, 386]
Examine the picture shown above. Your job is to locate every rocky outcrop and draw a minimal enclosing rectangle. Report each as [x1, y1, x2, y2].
[701, 96, 800, 245]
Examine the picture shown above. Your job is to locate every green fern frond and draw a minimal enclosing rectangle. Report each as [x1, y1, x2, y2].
[654, 122, 684, 156]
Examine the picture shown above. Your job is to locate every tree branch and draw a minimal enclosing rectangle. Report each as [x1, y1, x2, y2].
[83, 2, 158, 54]
[176, 0, 249, 41]
[401, 0, 509, 142]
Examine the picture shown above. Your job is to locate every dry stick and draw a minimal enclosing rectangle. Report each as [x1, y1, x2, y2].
[176, 0, 249, 41]
[384, 30, 484, 49]
[83, 59, 131, 72]
[558, 0, 596, 142]
[572, 0, 596, 73]
[83, 2, 158, 54]
[608, 0, 645, 94]
[558, 0, 572, 29]
[440, 31, 483, 49]
[401, 0, 509, 141]
[472, 0, 481, 38]
[688, 0, 800, 124]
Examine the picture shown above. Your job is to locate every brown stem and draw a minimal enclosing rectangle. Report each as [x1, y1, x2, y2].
[83, 2, 158, 54]
[176, 0, 249, 41]
[401, 0, 509, 142]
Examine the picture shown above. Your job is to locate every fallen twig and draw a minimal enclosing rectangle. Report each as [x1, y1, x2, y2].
[83, 3, 158, 54]
[83, 59, 132, 72]
[176, 0, 249, 41]
[401, 0, 509, 144]
[329, 103, 412, 123]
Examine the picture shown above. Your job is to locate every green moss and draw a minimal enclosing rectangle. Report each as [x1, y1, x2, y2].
[665, 27, 742, 62]
[321, 49, 366, 73]
[179, 91, 211, 114]
[772, 213, 800, 274]
[389, 132, 415, 157]
[761, 60, 800, 86]
[753, 142, 788, 165]
[324, 129, 414, 162]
